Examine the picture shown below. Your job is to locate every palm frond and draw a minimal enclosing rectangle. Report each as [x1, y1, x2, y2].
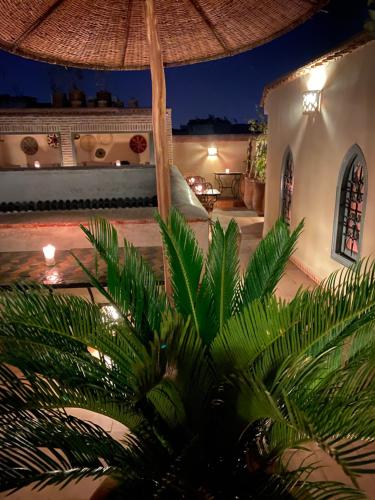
[214, 259, 375, 386]
[0, 287, 143, 386]
[292, 481, 367, 499]
[267, 382, 375, 486]
[242, 218, 303, 305]
[155, 209, 205, 336]
[78, 216, 167, 340]
[0, 325, 127, 393]
[0, 408, 141, 493]
[259, 459, 367, 499]
[147, 378, 186, 428]
[0, 364, 139, 429]
[198, 219, 240, 344]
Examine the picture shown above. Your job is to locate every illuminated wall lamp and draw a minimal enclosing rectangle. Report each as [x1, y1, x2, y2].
[207, 146, 218, 157]
[302, 90, 321, 114]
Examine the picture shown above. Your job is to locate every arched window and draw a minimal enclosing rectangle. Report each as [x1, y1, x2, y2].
[280, 148, 294, 226]
[333, 145, 367, 265]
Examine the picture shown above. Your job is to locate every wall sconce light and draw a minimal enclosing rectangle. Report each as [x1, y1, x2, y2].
[115, 160, 121, 166]
[208, 146, 218, 157]
[34, 160, 41, 168]
[302, 90, 321, 114]
[43, 244, 56, 266]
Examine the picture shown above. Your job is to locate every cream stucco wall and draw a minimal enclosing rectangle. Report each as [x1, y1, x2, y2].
[0, 134, 62, 167]
[264, 39, 375, 282]
[74, 132, 151, 165]
[0, 108, 171, 167]
[173, 135, 249, 187]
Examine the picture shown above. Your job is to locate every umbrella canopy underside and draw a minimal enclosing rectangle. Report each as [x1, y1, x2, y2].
[0, 0, 326, 70]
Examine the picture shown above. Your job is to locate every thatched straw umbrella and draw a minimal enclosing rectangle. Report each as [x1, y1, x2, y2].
[0, 0, 326, 286]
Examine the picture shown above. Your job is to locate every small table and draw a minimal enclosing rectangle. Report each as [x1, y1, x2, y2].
[195, 188, 221, 213]
[214, 172, 243, 199]
[0, 247, 164, 294]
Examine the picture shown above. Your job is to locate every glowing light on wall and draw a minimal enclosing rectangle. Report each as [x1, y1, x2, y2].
[303, 65, 326, 114]
[208, 146, 218, 157]
[307, 66, 327, 91]
[302, 90, 321, 114]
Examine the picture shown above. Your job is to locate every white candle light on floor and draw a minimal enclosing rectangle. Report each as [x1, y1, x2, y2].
[225, 168, 230, 174]
[115, 160, 121, 166]
[43, 244, 56, 266]
[34, 161, 40, 168]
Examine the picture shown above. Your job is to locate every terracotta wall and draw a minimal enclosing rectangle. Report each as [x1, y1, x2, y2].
[173, 135, 250, 188]
[0, 134, 62, 167]
[263, 40, 375, 281]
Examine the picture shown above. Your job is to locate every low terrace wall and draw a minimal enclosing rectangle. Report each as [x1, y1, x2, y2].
[0, 164, 156, 210]
[0, 166, 209, 252]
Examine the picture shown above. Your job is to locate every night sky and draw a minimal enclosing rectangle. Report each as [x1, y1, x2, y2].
[0, 0, 368, 127]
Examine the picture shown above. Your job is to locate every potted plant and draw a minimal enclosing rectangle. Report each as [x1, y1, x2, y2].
[1, 212, 375, 498]
[252, 136, 267, 216]
[243, 138, 255, 209]
[243, 115, 267, 211]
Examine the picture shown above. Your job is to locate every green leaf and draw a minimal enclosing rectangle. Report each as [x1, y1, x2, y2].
[243, 218, 303, 305]
[155, 209, 204, 336]
[0, 409, 141, 493]
[78, 216, 167, 340]
[147, 378, 186, 428]
[198, 219, 240, 344]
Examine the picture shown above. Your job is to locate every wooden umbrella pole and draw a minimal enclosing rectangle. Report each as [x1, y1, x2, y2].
[145, 0, 172, 295]
[145, 0, 171, 221]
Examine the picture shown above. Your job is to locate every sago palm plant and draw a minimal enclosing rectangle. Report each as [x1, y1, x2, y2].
[1, 209, 375, 499]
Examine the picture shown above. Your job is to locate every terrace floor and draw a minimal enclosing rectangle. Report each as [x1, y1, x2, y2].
[2, 205, 374, 499]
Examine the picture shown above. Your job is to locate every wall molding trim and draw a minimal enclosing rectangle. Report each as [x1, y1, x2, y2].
[290, 255, 322, 285]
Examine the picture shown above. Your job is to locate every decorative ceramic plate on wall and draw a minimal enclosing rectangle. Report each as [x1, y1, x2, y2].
[97, 133, 113, 145]
[80, 135, 96, 151]
[20, 136, 38, 155]
[95, 148, 106, 159]
[129, 134, 147, 154]
[47, 133, 60, 148]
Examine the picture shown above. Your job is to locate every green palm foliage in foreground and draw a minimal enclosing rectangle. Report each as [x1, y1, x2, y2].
[1, 210, 375, 499]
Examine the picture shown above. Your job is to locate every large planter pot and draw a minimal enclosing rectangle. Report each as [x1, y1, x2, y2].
[243, 177, 255, 210]
[252, 181, 265, 216]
